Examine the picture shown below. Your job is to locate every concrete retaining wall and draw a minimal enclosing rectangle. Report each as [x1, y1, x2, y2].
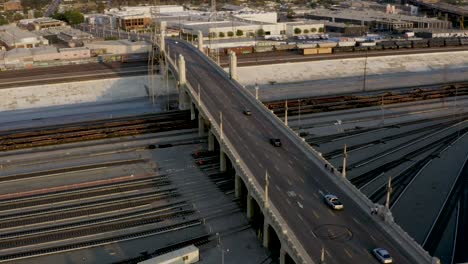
[235, 51, 468, 85]
[0, 75, 177, 111]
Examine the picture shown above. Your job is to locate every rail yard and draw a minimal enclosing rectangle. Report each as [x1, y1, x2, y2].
[275, 82, 468, 264]
[0, 101, 268, 264]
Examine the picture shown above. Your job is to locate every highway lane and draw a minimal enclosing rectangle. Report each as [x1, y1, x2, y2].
[169, 39, 418, 263]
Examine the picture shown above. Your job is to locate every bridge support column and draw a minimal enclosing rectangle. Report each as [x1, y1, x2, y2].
[197, 31, 204, 53]
[159, 30, 165, 53]
[229, 51, 238, 80]
[220, 149, 227, 172]
[279, 247, 286, 264]
[198, 114, 205, 137]
[263, 222, 270, 248]
[178, 88, 190, 110]
[190, 102, 195, 120]
[177, 55, 190, 110]
[235, 174, 241, 198]
[208, 130, 215, 151]
[247, 193, 254, 220]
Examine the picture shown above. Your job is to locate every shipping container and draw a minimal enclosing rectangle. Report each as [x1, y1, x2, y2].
[412, 39, 428, 48]
[353, 46, 369, 52]
[254, 46, 274, 53]
[338, 41, 356, 47]
[303, 48, 318, 55]
[358, 41, 376, 47]
[297, 43, 318, 49]
[444, 38, 461, 46]
[225, 46, 254, 55]
[333, 46, 354, 53]
[317, 47, 332, 54]
[318, 42, 337, 48]
[461, 38, 468, 45]
[395, 40, 412, 49]
[274, 44, 296, 51]
[428, 38, 444, 47]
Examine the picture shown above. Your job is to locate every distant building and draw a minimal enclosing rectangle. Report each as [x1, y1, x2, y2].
[18, 18, 68, 31]
[306, 9, 451, 31]
[85, 39, 150, 55]
[325, 22, 368, 36]
[0, 25, 49, 50]
[105, 5, 184, 31]
[3, 0, 21, 12]
[58, 47, 91, 60]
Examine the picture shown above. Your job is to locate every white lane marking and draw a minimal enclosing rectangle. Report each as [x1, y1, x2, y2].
[313, 192, 319, 199]
[299, 194, 304, 200]
[297, 213, 304, 222]
[286, 199, 292, 205]
[275, 185, 281, 192]
[370, 234, 377, 242]
[312, 210, 320, 219]
[318, 190, 324, 196]
[287, 178, 292, 186]
[328, 210, 336, 217]
[288, 164, 293, 169]
[352, 217, 360, 225]
[325, 250, 331, 257]
[297, 201, 303, 209]
[287, 191, 297, 197]
[344, 248, 353, 258]
[298, 176, 305, 183]
[309, 230, 317, 238]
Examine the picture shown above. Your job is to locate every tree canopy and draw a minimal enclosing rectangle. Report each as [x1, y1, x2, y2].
[52, 10, 84, 25]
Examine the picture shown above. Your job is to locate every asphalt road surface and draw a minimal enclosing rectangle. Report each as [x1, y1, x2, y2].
[167, 39, 419, 263]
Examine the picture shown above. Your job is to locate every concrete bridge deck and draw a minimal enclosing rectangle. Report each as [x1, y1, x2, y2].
[164, 38, 436, 263]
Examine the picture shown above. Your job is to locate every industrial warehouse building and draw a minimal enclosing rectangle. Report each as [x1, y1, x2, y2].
[307, 9, 451, 30]
[85, 40, 150, 55]
[0, 25, 49, 50]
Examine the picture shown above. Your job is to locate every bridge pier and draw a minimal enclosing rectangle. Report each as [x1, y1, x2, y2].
[235, 174, 242, 198]
[247, 193, 254, 220]
[198, 114, 205, 137]
[208, 130, 215, 151]
[190, 102, 195, 120]
[263, 221, 270, 248]
[229, 51, 238, 80]
[220, 149, 227, 172]
[197, 31, 204, 53]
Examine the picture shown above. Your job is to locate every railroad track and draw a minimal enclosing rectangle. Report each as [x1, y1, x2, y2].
[349, 123, 468, 188]
[0, 189, 179, 222]
[0, 219, 202, 262]
[322, 117, 468, 159]
[423, 153, 468, 256]
[0, 177, 170, 212]
[307, 111, 468, 146]
[0, 111, 195, 151]
[0, 202, 189, 240]
[0, 158, 148, 183]
[266, 82, 468, 116]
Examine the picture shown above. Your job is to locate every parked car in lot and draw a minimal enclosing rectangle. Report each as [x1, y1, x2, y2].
[270, 138, 281, 147]
[323, 194, 344, 210]
[243, 109, 252, 116]
[372, 248, 393, 263]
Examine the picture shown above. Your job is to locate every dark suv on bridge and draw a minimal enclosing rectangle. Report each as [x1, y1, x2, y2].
[270, 138, 282, 147]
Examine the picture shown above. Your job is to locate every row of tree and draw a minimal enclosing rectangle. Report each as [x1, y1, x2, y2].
[294, 27, 324, 34]
[52, 10, 85, 25]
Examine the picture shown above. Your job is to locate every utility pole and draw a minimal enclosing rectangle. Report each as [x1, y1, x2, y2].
[342, 144, 347, 178]
[385, 176, 393, 210]
[265, 171, 269, 208]
[284, 100, 288, 126]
